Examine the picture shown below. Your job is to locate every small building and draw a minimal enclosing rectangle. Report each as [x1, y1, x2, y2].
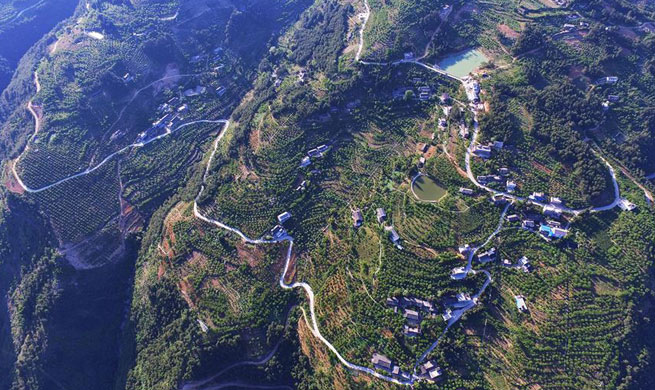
[506, 181, 517, 193]
[450, 267, 467, 280]
[458, 244, 471, 255]
[419, 360, 443, 382]
[388, 227, 401, 244]
[270, 225, 286, 239]
[277, 211, 291, 224]
[492, 194, 508, 205]
[493, 140, 504, 149]
[618, 198, 636, 211]
[418, 156, 426, 167]
[473, 145, 492, 158]
[529, 192, 546, 202]
[404, 52, 414, 60]
[518, 256, 532, 272]
[477, 248, 496, 263]
[417, 143, 429, 153]
[403, 308, 421, 325]
[403, 325, 421, 337]
[606, 76, 619, 84]
[307, 148, 321, 158]
[506, 214, 520, 222]
[540, 224, 568, 239]
[602, 101, 610, 111]
[216, 86, 226, 97]
[477, 175, 490, 184]
[499, 167, 510, 176]
[300, 156, 311, 168]
[515, 295, 528, 312]
[386, 297, 399, 307]
[376, 208, 387, 223]
[317, 144, 329, 154]
[459, 187, 474, 196]
[608, 95, 620, 102]
[371, 353, 393, 371]
[352, 209, 363, 228]
[442, 308, 453, 321]
[522, 219, 535, 229]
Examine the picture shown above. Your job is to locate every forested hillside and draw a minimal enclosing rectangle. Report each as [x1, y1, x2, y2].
[0, 0, 654, 389]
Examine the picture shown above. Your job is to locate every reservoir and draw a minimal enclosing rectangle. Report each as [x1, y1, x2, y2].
[411, 175, 447, 202]
[437, 48, 489, 78]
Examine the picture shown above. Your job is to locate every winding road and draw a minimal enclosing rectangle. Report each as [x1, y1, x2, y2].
[9, 0, 636, 387]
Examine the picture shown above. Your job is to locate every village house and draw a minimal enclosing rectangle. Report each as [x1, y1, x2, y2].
[376, 208, 387, 223]
[522, 219, 535, 229]
[418, 156, 426, 167]
[529, 192, 547, 202]
[518, 256, 532, 272]
[492, 193, 509, 205]
[450, 267, 467, 280]
[418, 360, 443, 382]
[550, 197, 564, 206]
[388, 227, 401, 245]
[352, 209, 363, 228]
[403, 308, 421, 325]
[473, 145, 492, 158]
[540, 224, 569, 239]
[458, 244, 471, 256]
[404, 325, 421, 337]
[371, 353, 393, 372]
[506, 180, 517, 193]
[477, 248, 496, 263]
[506, 214, 520, 222]
[515, 295, 528, 312]
[618, 198, 637, 211]
[459, 187, 474, 196]
[270, 225, 286, 240]
[300, 156, 311, 168]
[277, 211, 291, 224]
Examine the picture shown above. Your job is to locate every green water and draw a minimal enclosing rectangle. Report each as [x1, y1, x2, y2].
[412, 175, 447, 202]
[437, 48, 489, 78]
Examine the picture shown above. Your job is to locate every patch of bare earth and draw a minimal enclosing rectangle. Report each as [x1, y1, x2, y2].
[497, 24, 519, 39]
[3, 164, 24, 194]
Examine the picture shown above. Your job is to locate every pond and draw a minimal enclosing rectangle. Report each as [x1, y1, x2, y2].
[411, 175, 447, 202]
[436, 48, 489, 78]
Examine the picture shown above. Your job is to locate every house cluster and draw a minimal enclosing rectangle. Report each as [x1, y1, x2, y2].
[472, 140, 504, 159]
[138, 97, 187, 143]
[502, 255, 533, 273]
[477, 167, 515, 192]
[300, 144, 329, 168]
[418, 360, 443, 382]
[371, 353, 410, 380]
[386, 296, 437, 337]
[442, 292, 476, 326]
[269, 211, 292, 240]
[368, 207, 402, 248]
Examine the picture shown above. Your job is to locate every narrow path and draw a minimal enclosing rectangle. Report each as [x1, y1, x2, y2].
[182, 307, 296, 390]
